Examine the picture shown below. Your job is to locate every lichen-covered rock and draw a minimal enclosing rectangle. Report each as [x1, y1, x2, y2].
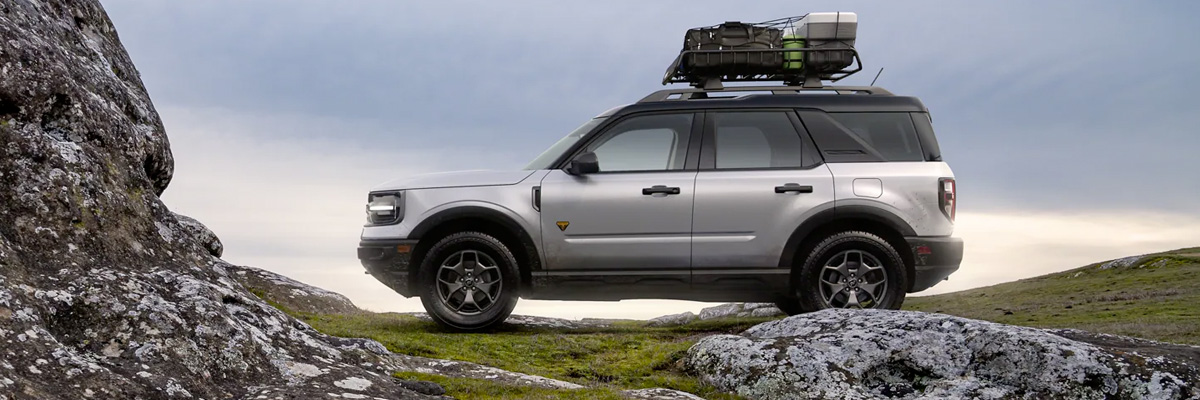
[393, 378, 447, 396]
[388, 353, 584, 390]
[228, 264, 361, 315]
[172, 212, 223, 258]
[684, 309, 1199, 399]
[623, 387, 708, 399]
[697, 303, 783, 320]
[646, 311, 698, 327]
[0, 1, 432, 398]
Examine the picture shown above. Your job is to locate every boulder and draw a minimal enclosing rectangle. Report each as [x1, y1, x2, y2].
[697, 303, 784, 320]
[647, 311, 699, 327]
[684, 309, 1199, 399]
[623, 387, 708, 399]
[172, 213, 223, 258]
[0, 1, 432, 398]
[227, 264, 361, 315]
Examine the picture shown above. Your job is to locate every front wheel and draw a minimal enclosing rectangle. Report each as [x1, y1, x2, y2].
[780, 231, 908, 314]
[418, 231, 519, 331]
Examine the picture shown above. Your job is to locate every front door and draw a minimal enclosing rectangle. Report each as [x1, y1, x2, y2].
[539, 112, 699, 276]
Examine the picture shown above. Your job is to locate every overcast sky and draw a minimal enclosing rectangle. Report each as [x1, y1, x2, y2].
[102, 1, 1200, 319]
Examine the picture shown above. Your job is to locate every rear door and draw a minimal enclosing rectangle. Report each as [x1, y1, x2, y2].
[539, 112, 701, 276]
[691, 110, 835, 288]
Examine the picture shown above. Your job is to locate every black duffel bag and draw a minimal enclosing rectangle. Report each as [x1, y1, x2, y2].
[682, 21, 783, 74]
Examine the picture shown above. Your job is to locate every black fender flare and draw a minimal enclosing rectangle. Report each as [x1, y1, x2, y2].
[779, 205, 917, 269]
[409, 205, 541, 272]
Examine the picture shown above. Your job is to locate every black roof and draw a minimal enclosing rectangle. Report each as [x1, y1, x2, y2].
[603, 85, 928, 118]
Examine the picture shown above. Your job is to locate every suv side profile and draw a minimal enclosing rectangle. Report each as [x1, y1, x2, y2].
[358, 85, 963, 331]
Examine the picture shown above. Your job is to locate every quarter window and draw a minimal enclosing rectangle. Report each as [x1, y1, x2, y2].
[586, 113, 692, 172]
[712, 112, 805, 169]
[828, 113, 924, 162]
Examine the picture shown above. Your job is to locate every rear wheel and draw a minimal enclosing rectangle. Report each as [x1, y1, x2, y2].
[418, 231, 519, 331]
[779, 231, 907, 314]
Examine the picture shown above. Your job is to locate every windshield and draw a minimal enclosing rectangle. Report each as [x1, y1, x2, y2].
[523, 117, 606, 170]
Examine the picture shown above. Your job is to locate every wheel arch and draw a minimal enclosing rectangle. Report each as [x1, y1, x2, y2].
[408, 206, 540, 295]
[780, 206, 917, 291]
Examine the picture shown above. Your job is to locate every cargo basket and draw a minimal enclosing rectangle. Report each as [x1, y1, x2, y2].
[664, 15, 862, 89]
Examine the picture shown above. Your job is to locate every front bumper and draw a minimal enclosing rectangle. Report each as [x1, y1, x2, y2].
[358, 239, 420, 297]
[904, 236, 964, 293]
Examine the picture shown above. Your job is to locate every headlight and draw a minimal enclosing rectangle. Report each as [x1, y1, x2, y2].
[365, 191, 404, 225]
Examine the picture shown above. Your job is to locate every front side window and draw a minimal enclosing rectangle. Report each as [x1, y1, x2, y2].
[585, 113, 692, 172]
[828, 113, 924, 162]
[712, 111, 804, 169]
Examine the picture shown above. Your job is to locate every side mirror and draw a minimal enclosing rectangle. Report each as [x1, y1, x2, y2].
[566, 152, 600, 175]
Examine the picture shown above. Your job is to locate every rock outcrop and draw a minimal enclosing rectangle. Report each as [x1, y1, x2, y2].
[698, 303, 784, 320]
[172, 213, 222, 258]
[685, 309, 1199, 400]
[0, 1, 432, 398]
[227, 264, 361, 315]
[646, 311, 699, 327]
[622, 388, 707, 400]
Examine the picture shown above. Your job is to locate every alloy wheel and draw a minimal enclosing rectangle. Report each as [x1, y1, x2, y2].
[435, 250, 503, 315]
[818, 250, 889, 308]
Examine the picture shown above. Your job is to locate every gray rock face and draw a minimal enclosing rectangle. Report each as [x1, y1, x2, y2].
[388, 353, 583, 390]
[697, 303, 783, 320]
[172, 213, 223, 258]
[0, 1, 432, 398]
[623, 387, 708, 400]
[647, 311, 698, 327]
[227, 264, 361, 315]
[1100, 255, 1144, 269]
[685, 309, 1200, 400]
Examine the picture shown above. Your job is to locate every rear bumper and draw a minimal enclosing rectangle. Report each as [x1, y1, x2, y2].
[904, 236, 963, 293]
[358, 239, 420, 297]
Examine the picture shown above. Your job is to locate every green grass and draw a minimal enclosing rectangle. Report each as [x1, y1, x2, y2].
[905, 247, 1200, 345]
[294, 311, 759, 399]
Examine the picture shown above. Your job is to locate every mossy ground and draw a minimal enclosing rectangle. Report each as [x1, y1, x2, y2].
[293, 311, 760, 399]
[906, 247, 1200, 345]
[257, 247, 1200, 398]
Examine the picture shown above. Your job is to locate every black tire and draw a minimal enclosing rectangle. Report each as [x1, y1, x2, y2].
[418, 231, 519, 331]
[788, 231, 908, 313]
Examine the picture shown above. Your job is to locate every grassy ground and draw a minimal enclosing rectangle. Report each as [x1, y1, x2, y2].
[905, 247, 1200, 345]
[265, 247, 1199, 399]
[296, 311, 764, 399]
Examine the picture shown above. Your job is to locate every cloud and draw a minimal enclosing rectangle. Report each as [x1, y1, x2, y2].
[924, 210, 1200, 295]
[106, 0, 1200, 213]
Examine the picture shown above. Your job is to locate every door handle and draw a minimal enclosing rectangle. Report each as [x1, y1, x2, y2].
[642, 185, 681, 195]
[775, 183, 814, 194]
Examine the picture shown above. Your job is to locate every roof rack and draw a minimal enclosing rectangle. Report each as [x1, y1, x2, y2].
[662, 47, 864, 90]
[638, 85, 892, 103]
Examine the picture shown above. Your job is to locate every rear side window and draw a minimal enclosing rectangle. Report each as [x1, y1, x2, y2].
[828, 113, 924, 162]
[711, 112, 804, 169]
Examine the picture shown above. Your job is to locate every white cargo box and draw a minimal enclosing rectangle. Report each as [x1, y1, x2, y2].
[792, 12, 857, 45]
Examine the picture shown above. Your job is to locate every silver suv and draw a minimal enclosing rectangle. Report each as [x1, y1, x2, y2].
[358, 85, 963, 330]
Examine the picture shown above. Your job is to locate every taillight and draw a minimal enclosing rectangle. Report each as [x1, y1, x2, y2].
[939, 178, 956, 222]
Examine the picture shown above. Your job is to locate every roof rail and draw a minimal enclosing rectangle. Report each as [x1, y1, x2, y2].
[638, 85, 893, 103]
